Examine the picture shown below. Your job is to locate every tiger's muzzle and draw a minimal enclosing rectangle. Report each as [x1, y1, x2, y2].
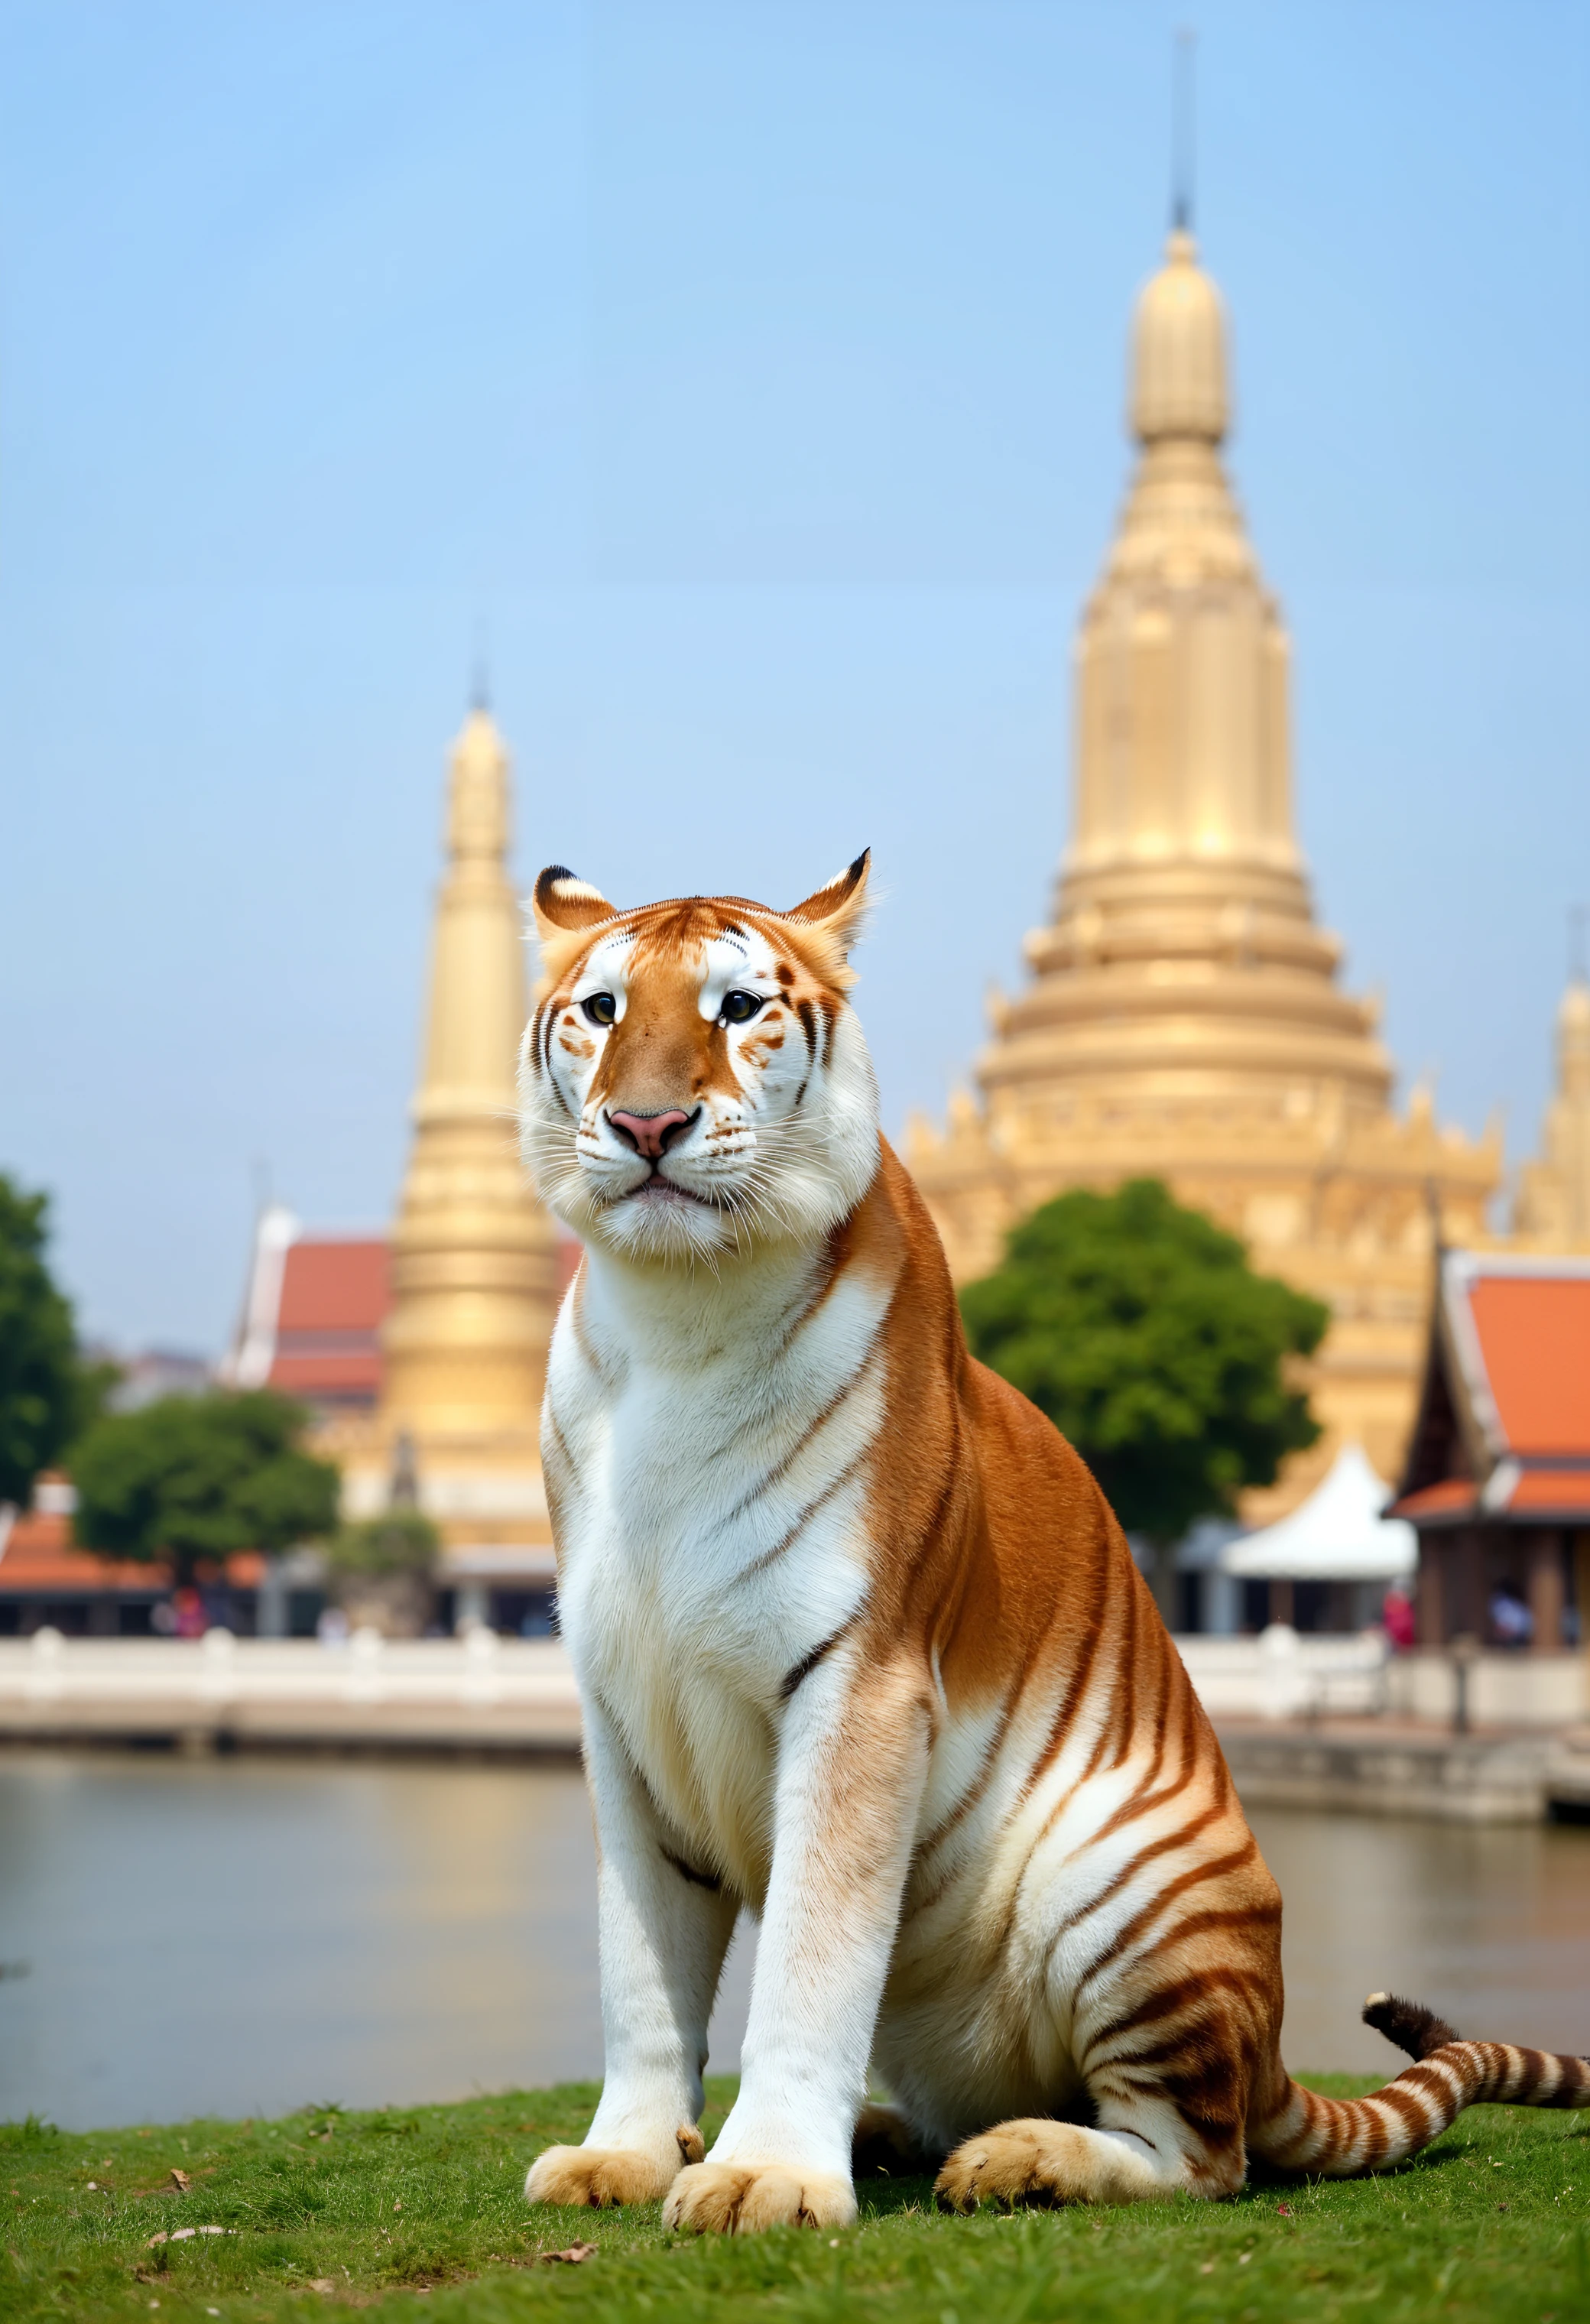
[606, 1107, 699, 1161]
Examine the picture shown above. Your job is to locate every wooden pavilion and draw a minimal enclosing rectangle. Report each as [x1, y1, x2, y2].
[1394, 1251, 1590, 1652]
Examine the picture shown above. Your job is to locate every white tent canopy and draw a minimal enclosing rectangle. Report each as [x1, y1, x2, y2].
[1220, 1443, 1416, 1583]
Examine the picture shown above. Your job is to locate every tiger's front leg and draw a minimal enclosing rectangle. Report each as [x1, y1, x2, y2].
[526, 1696, 737, 2209]
[664, 1654, 930, 2235]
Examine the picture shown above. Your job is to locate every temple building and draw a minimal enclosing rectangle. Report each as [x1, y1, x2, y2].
[228, 1213, 389, 1413]
[907, 224, 1500, 1515]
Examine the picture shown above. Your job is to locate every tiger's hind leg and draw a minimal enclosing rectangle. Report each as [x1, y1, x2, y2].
[935, 2009, 1254, 2209]
[934, 2102, 1234, 2211]
[852, 2102, 939, 2178]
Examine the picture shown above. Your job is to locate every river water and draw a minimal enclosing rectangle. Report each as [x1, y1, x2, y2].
[1, 1751, 1586, 2132]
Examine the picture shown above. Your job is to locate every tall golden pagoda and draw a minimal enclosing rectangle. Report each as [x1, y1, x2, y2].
[343, 703, 560, 1575]
[908, 225, 1500, 1514]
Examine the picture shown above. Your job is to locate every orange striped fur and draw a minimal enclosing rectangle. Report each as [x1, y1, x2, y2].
[517, 859, 1588, 2232]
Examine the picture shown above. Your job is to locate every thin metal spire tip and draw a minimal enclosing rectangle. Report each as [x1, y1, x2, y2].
[1172, 27, 1197, 232]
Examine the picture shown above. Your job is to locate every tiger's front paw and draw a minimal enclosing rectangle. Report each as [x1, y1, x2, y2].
[663, 2160, 856, 2234]
[527, 2124, 703, 2209]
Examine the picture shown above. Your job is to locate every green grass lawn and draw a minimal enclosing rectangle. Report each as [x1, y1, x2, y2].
[3, 2077, 1586, 2324]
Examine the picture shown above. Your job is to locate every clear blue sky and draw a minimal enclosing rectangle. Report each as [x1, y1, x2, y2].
[2, 0, 1586, 1354]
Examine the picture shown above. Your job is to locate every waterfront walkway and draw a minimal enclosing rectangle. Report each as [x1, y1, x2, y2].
[0, 1629, 582, 1758]
[0, 1629, 1586, 1819]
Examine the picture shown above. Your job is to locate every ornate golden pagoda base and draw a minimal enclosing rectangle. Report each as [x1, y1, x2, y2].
[908, 1095, 1500, 1521]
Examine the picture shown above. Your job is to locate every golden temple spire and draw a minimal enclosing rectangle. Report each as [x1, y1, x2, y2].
[1072, 225, 1299, 887]
[936, 214, 1395, 1136]
[907, 209, 1501, 1512]
[378, 705, 558, 1511]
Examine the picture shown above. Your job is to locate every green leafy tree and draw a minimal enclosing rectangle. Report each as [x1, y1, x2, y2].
[960, 1178, 1328, 1615]
[71, 1390, 339, 1586]
[0, 1173, 92, 1508]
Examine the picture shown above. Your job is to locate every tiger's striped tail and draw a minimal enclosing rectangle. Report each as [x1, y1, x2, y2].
[1249, 1991, 1590, 2178]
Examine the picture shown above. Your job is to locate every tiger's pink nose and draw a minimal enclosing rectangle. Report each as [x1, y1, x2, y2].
[607, 1108, 694, 1160]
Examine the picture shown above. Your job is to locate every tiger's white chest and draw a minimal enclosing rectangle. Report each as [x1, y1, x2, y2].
[547, 1248, 890, 1900]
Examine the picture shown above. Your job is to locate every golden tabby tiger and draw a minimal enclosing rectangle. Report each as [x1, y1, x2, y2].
[518, 854, 1587, 2234]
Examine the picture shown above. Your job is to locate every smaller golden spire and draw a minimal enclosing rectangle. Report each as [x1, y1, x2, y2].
[1514, 943, 1590, 1248]
[1565, 906, 1590, 1103]
[1556, 976, 1590, 1103]
[1131, 229, 1229, 445]
[443, 706, 511, 877]
[380, 702, 559, 1489]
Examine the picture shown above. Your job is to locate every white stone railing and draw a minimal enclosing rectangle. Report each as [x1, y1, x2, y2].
[1176, 1630, 1588, 1727]
[1, 1627, 1584, 1735]
[1382, 1645, 1588, 1730]
[1176, 1627, 1394, 1721]
[0, 1628, 580, 1720]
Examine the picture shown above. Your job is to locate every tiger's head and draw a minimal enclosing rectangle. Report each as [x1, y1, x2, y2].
[519, 854, 880, 1264]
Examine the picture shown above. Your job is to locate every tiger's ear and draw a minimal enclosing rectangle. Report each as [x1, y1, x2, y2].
[532, 865, 618, 941]
[784, 849, 870, 954]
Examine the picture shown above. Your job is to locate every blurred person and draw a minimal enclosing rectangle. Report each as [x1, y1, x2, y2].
[1489, 1582, 1533, 1647]
[1381, 1587, 1416, 1651]
[193, 1556, 232, 1632]
[171, 1586, 206, 1639]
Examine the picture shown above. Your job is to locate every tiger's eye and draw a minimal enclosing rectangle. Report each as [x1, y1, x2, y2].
[721, 990, 764, 1025]
[581, 992, 618, 1027]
